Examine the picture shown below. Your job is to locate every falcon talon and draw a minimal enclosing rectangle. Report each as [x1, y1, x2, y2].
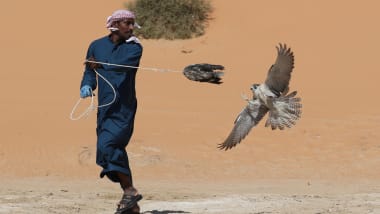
[240, 93, 249, 101]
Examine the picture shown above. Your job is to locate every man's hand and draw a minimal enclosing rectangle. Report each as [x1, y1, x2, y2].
[80, 85, 92, 98]
[85, 56, 103, 69]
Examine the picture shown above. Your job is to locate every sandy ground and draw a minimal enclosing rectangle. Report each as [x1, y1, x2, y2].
[1, 0, 380, 213]
[1, 177, 380, 214]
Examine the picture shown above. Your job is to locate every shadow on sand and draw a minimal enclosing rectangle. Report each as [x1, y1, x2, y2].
[142, 210, 190, 214]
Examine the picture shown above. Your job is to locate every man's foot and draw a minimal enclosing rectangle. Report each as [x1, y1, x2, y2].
[115, 193, 142, 214]
[115, 203, 140, 214]
[127, 204, 140, 214]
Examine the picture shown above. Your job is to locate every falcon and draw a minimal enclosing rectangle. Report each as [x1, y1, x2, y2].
[218, 43, 302, 150]
[183, 63, 224, 84]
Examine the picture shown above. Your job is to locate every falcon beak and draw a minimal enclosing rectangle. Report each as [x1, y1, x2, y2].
[251, 90, 256, 99]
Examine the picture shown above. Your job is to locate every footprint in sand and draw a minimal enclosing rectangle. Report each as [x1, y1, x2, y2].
[78, 147, 92, 165]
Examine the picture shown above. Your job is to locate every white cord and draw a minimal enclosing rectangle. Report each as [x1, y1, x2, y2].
[86, 60, 183, 73]
[69, 92, 95, 121]
[70, 60, 182, 120]
[95, 68, 117, 108]
[69, 68, 116, 120]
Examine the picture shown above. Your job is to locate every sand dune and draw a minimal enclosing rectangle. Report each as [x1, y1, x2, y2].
[0, 0, 379, 213]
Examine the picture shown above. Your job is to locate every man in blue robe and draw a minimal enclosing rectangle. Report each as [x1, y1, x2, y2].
[80, 9, 143, 214]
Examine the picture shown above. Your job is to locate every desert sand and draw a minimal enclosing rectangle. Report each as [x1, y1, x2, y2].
[0, 0, 379, 213]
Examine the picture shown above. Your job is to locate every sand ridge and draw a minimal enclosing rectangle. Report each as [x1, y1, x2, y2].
[0, 0, 379, 213]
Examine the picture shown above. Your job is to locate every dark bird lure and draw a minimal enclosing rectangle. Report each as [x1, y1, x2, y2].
[183, 63, 225, 84]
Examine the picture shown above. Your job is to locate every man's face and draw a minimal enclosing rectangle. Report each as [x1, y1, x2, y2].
[114, 18, 135, 39]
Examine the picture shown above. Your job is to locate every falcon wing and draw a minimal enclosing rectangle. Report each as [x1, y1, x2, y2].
[264, 43, 294, 96]
[218, 99, 268, 150]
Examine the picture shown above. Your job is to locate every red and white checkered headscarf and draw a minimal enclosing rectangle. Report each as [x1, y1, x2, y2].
[106, 9, 140, 31]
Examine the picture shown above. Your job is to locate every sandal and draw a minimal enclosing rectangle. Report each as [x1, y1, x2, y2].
[118, 204, 140, 214]
[115, 194, 143, 214]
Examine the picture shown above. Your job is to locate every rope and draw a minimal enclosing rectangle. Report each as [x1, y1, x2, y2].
[86, 60, 183, 73]
[70, 61, 183, 120]
[69, 91, 95, 121]
[69, 68, 116, 120]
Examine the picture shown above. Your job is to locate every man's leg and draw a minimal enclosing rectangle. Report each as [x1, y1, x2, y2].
[116, 172, 141, 213]
[117, 172, 138, 195]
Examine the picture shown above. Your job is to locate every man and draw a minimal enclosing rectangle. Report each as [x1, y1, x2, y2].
[80, 9, 143, 214]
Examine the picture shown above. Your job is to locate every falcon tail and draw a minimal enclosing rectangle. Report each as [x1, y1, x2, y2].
[265, 91, 302, 130]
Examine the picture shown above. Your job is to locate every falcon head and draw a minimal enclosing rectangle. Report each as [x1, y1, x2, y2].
[250, 84, 260, 96]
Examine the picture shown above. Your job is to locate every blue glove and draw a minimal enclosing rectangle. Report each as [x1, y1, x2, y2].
[80, 85, 92, 98]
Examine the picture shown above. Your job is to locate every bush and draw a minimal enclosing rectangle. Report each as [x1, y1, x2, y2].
[125, 0, 212, 40]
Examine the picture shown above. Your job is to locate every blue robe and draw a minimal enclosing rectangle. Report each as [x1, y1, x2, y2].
[80, 35, 143, 183]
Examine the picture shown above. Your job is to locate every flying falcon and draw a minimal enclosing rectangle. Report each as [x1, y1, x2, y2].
[218, 43, 302, 150]
[183, 63, 225, 84]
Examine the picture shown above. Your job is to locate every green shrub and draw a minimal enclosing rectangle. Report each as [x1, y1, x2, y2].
[125, 0, 212, 40]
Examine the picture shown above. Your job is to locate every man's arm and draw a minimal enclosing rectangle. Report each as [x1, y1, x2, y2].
[80, 43, 97, 90]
